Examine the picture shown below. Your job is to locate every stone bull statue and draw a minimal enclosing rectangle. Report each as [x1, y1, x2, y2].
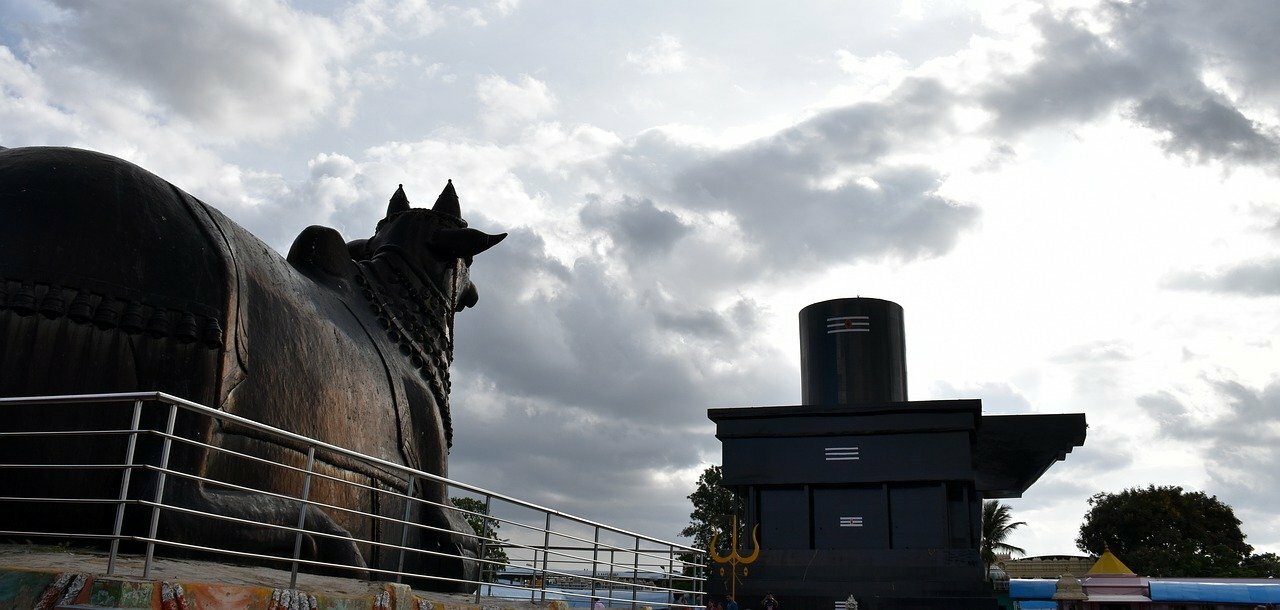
[0, 146, 505, 590]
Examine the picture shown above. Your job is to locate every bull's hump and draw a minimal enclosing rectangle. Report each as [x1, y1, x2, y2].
[288, 225, 358, 283]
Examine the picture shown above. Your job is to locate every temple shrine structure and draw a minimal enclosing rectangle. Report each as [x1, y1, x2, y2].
[707, 297, 1087, 610]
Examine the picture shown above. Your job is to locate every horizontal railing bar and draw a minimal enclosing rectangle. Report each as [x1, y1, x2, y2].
[1, 391, 702, 551]
[538, 545, 697, 553]
[478, 559, 685, 592]
[503, 546, 672, 579]
[141, 538, 708, 606]
[134, 471, 636, 572]
[0, 428, 138, 438]
[128, 536, 369, 577]
[0, 496, 128, 504]
[142, 438, 548, 555]
[134, 498, 503, 567]
[497, 521, 689, 561]
[135, 499, 316, 539]
[155, 430, 427, 500]
[0, 530, 123, 540]
[0, 463, 134, 470]
[133, 536, 497, 590]
[481, 583, 693, 607]
[134, 465, 329, 512]
[504, 565, 704, 579]
[142, 436, 441, 523]
[1, 391, 706, 603]
[133, 502, 502, 576]
[148, 429, 664, 559]
[0, 460, 135, 470]
[133, 465, 492, 549]
[166, 434, 321, 476]
[0, 392, 163, 406]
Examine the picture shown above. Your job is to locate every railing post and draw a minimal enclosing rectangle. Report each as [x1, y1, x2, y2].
[701, 552, 711, 598]
[108, 399, 144, 576]
[143, 402, 178, 579]
[397, 475, 417, 584]
[474, 494, 492, 604]
[667, 546, 674, 609]
[540, 512, 551, 602]
[530, 553, 538, 602]
[289, 446, 317, 589]
[590, 526, 600, 603]
[631, 536, 640, 610]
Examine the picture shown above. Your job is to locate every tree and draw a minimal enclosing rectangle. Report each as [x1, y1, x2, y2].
[680, 465, 737, 554]
[1075, 485, 1254, 577]
[451, 496, 510, 582]
[981, 500, 1026, 571]
[1240, 552, 1280, 578]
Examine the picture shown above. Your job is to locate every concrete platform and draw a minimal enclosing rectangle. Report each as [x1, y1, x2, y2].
[0, 545, 568, 610]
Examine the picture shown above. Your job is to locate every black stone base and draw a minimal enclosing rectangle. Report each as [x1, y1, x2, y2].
[707, 549, 998, 610]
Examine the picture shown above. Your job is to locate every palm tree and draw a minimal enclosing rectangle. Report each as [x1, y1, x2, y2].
[981, 500, 1027, 572]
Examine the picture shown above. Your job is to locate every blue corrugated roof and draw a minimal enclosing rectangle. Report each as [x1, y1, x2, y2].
[1009, 579, 1057, 599]
[1150, 581, 1280, 604]
[1017, 601, 1057, 609]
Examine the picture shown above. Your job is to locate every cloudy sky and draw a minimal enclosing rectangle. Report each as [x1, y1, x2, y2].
[3, 0, 1279, 558]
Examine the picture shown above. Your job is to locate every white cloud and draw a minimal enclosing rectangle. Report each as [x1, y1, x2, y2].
[339, 0, 445, 39]
[834, 50, 910, 98]
[475, 74, 556, 132]
[625, 34, 687, 75]
[29, 0, 354, 140]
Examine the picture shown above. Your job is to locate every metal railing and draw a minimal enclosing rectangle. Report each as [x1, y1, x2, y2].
[0, 391, 706, 608]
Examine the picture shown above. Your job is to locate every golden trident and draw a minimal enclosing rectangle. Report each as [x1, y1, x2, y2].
[708, 515, 760, 600]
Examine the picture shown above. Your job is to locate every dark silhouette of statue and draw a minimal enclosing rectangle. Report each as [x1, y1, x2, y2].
[0, 146, 505, 590]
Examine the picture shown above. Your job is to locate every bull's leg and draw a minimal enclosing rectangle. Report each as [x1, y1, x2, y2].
[162, 482, 369, 579]
[391, 494, 481, 592]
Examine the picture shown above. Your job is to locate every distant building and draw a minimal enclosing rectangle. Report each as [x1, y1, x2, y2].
[1000, 555, 1096, 579]
[1008, 548, 1280, 609]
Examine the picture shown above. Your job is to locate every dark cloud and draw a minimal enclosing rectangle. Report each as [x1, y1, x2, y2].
[448, 386, 709, 538]
[982, 7, 1168, 133]
[652, 308, 730, 342]
[579, 196, 692, 258]
[454, 231, 794, 423]
[1156, 2, 1280, 100]
[1130, 95, 1280, 165]
[1135, 391, 1189, 431]
[1162, 258, 1280, 296]
[1136, 378, 1280, 543]
[651, 80, 979, 276]
[447, 225, 797, 538]
[981, 2, 1280, 169]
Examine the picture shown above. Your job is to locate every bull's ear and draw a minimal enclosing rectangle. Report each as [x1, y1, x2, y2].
[386, 184, 410, 218]
[430, 228, 507, 257]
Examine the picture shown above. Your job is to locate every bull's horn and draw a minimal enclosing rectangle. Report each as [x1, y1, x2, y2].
[431, 228, 507, 257]
[387, 184, 411, 217]
[432, 179, 461, 217]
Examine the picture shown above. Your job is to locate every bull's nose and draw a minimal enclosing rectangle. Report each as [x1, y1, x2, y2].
[455, 283, 479, 311]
